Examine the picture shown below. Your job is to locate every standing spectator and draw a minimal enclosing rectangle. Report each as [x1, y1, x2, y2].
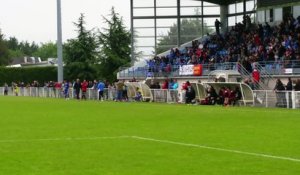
[215, 19, 221, 35]
[149, 80, 156, 89]
[171, 79, 179, 102]
[74, 79, 81, 100]
[92, 80, 98, 100]
[274, 79, 286, 107]
[245, 15, 251, 31]
[107, 83, 115, 101]
[252, 67, 260, 89]
[48, 81, 55, 97]
[88, 81, 94, 88]
[286, 77, 293, 91]
[185, 81, 195, 104]
[97, 80, 105, 101]
[54, 81, 62, 98]
[115, 80, 125, 101]
[122, 85, 128, 101]
[161, 79, 169, 102]
[63, 80, 70, 100]
[155, 82, 161, 89]
[286, 77, 293, 108]
[81, 80, 88, 100]
[19, 82, 25, 96]
[13, 83, 19, 96]
[294, 79, 300, 91]
[162, 80, 169, 89]
[4, 83, 8, 95]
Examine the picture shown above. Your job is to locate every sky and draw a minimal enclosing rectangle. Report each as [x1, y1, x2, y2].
[0, 0, 131, 44]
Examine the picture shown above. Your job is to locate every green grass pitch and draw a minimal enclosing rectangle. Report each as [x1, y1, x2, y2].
[0, 96, 300, 175]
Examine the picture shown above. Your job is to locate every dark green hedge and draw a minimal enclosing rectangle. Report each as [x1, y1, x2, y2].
[0, 67, 57, 86]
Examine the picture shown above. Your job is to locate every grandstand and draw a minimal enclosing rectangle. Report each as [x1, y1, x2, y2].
[120, 0, 300, 85]
[113, 0, 300, 108]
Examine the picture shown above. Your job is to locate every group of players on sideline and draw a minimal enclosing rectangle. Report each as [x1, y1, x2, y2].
[2, 76, 300, 106]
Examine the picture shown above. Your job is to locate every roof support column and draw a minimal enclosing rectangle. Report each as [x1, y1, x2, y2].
[243, 0, 247, 17]
[130, 0, 134, 65]
[177, 0, 181, 47]
[220, 4, 228, 34]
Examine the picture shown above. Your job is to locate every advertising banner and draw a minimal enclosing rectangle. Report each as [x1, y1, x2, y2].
[179, 65, 194, 76]
[179, 65, 203, 76]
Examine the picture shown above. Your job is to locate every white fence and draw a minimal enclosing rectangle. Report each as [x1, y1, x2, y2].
[253, 90, 300, 109]
[0, 87, 300, 109]
[0, 87, 117, 101]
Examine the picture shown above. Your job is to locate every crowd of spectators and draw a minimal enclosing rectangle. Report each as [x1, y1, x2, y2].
[3, 14, 300, 109]
[147, 15, 300, 75]
[2, 76, 300, 108]
[3, 79, 144, 102]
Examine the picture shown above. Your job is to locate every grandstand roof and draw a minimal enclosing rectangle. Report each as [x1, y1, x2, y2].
[202, 0, 298, 7]
[198, 0, 242, 5]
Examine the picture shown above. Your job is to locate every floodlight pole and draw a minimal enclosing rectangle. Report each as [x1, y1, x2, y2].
[57, 0, 64, 82]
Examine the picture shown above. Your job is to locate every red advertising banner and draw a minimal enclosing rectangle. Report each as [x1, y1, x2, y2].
[193, 64, 202, 76]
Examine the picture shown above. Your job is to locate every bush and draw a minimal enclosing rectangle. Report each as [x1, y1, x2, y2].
[0, 67, 57, 86]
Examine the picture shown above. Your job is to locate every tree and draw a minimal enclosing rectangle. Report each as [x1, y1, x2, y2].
[64, 13, 98, 80]
[64, 13, 97, 65]
[19, 41, 39, 56]
[6, 37, 19, 50]
[0, 30, 10, 65]
[4, 37, 42, 59]
[33, 42, 57, 60]
[98, 7, 131, 82]
[156, 18, 213, 54]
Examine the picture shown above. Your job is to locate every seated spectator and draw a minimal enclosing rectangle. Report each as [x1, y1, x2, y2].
[223, 87, 231, 106]
[135, 87, 142, 101]
[203, 86, 218, 105]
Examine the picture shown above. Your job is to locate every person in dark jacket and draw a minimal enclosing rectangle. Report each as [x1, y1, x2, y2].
[274, 79, 286, 107]
[294, 79, 300, 91]
[74, 79, 81, 100]
[215, 19, 221, 35]
[185, 81, 195, 104]
[286, 78, 293, 108]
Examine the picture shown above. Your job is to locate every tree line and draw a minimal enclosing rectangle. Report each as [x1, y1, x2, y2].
[0, 8, 131, 82]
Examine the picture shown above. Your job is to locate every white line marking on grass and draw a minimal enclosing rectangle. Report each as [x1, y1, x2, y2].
[130, 136, 300, 163]
[0, 136, 130, 143]
[1, 135, 299, 163]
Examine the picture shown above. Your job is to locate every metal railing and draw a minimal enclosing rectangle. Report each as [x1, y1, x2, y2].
[118, 60, 300, 79]
[0, 87, 117, 101]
